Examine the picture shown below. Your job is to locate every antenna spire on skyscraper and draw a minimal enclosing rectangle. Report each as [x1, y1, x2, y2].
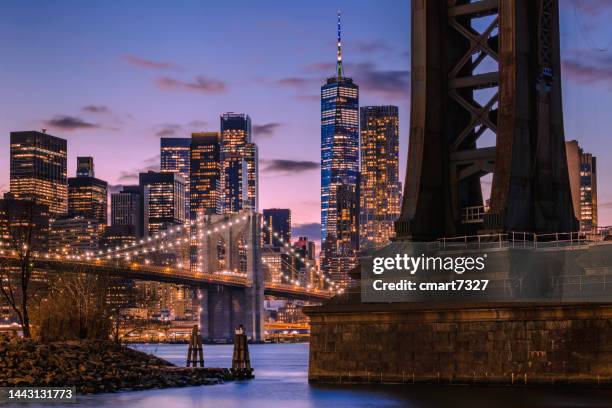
[336, 10, 343, 79]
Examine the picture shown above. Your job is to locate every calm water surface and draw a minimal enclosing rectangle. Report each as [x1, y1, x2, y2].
[12, 343, 612, 408]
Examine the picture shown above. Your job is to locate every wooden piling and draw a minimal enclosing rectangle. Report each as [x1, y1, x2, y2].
[186, 325, 204, 367]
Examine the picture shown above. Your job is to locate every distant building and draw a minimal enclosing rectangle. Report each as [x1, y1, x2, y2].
[320, 13, 359, 285]
[220, 113, 258, 213]
[100, 224, 136, 250]
[359, 106, 401, 249]
[190, 132, 222, 217]
[161, 138, 191, 220]
[566, 140, 597, 232]
[111, 185, 142, 237]
[294, 236, 317, 287]
[139, 172, 186, 236]
[50, 215, 98, 253]
[76, 156, 95, 177]
[262, 208, 291, 247]
[0, 193, 49, 252]
[68, 157, 107, 234]
[10, 130, 67, 216]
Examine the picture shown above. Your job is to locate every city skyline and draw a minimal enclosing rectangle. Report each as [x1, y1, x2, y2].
[1, 1, 611, 243]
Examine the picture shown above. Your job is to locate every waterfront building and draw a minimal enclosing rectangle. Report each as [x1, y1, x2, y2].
[190, 132, 222, 217]
[566, 140, 598, 232]
[139, 172, 185, 237]
[68, 157, 108, 234]
[49, 215, 98, 253]
[161, 138, 191, 220]
[320, 12, 359, 284]
[359, 106, 401, 249]
[10, 130, 67, 216]
[262, 208, 291, 247]
[220, 113, 258, 213]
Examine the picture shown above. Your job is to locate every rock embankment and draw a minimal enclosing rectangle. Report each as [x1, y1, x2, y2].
[0, 335, 232, 393]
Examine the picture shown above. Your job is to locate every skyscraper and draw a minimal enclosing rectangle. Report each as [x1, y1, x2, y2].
[10, 130, 67, 216]
[220, 113, 258, 213]
[320, 12, 359, 284]
[68, 157, 107, 233]
[139, 172, 186, 236]
[160, 138, 191, 220]
[262, 208, 291, 247]
[190, 132, 222, 217]
[566, 141, 597, 232]
[359, 106, 401, 249]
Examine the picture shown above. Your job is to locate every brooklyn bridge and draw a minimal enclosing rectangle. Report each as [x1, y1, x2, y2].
[1, 211, 336, 343]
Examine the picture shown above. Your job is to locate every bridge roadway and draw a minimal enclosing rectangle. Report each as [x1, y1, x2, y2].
[0, 256, 332, 302]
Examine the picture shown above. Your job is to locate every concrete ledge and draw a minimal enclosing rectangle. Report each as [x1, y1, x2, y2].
[305, 302, 612, 386]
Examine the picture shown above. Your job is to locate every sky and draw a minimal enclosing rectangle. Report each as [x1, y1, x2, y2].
[0, 0, 611, 243]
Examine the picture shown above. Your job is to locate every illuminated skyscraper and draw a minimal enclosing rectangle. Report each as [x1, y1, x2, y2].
[566, 140, 597, 232]
[68, 157, 107, 233]
[359, 106, 401, 249]
[160, 138, 191, 220]
[10, 130, 67, 216]
[320, 12, 359, 284]
[190, 132, 222, 217]
[220, 113, 258, 213]
[139, 172, 185, 236]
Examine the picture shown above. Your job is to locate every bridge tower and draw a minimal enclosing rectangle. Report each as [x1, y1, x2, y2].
[395, 0, 577, 241]
[197, 212, 265, 343]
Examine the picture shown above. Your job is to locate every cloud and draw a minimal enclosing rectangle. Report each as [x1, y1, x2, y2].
[563, 51, 612, 86]
[261, 159, 319, 174]
[157, 76, 227, 94]
[561, 0, 612, 16]
[153, 121, 208, 138]
[292, 222, 321, 241]
[253, 122, 281, 137]
[117, 155, 159, 183]
[44, 115, 99, 130]
[82, 105, 109, 114]
[288, 61, 410, 100]
[122, 55, 181, 70]
[276, 77, 317, 90]
[352, 39, 393, 54]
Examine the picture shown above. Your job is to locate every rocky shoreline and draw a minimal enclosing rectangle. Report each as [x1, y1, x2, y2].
[0, 335, 234, 394]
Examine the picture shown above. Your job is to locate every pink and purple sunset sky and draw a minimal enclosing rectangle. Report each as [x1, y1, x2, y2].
[0, 0, 611, 243]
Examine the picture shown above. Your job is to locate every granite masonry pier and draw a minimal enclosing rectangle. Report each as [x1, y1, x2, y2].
[305, 302, 612, 386]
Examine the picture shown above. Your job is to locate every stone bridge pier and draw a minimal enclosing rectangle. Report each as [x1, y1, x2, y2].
[196, 212, 264, 343]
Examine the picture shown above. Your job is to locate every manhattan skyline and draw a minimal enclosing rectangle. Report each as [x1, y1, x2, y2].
[1, 0, 611, 243]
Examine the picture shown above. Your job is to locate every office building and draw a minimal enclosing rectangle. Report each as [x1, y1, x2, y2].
[10, 130, 67, 216]
[161, 138, 191, 220]
[139, 172, 186, 236]
[262, 208, 291, 247]
[68, 157, 107, 233]
[566, 140, 597, 232]
[50, 215, 98, 253]
[190, 132, 222, 217]
[220, 113, 258, 213]
[0, 193, 49, 252]
[359, 106, 401, 249]
[320, 12, 359, 284]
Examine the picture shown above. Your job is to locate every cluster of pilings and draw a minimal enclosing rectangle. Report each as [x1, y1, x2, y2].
[186, 324, 254, 380]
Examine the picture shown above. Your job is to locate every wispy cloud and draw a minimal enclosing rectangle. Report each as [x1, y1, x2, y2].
[253, 122, 281, 137]
[82, 105, 109, 114]
[122, 55, 181, 70]
[563, 51, 612, 86]
[153, 120, 209, 138]
[117, 155, 160, 183]
[293, 222, 321, 241]
[352, 39, 393, 53]
[157, 76, 227, 94]
[261, 159, 319, 174]
[44, 115, 99, 130]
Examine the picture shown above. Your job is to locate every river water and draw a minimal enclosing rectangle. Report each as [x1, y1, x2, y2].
[11, 343, 612, 408]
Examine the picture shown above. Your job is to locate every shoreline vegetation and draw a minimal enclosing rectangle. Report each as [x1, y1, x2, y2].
[0, 335, 233, 394]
